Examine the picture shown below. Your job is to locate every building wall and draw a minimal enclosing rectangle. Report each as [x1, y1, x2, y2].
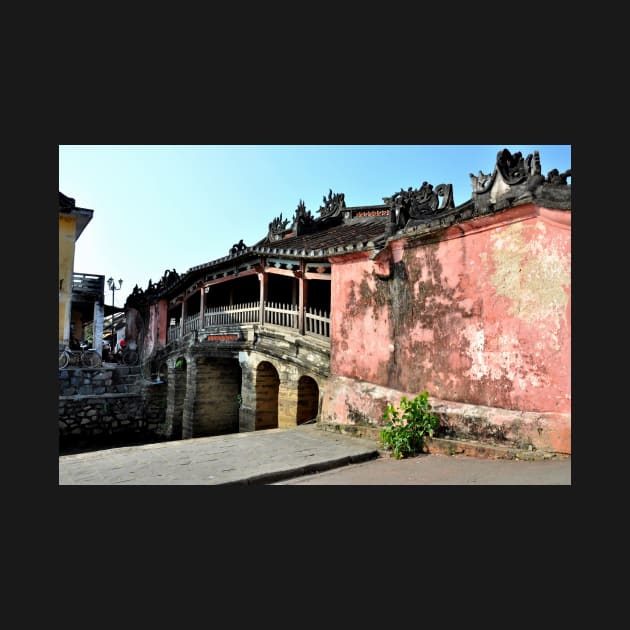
[156, 300, 168, 347]
[125, 307, 145, 351]
[321, 375, 570, 454]
[59, 214, 77, 347]
[141, 301, 163, 356]
[326, 203, 571, 452]
[93, 301, 104, 356]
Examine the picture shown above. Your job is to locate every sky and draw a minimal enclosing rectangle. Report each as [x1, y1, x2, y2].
[59, 145, 571, 309]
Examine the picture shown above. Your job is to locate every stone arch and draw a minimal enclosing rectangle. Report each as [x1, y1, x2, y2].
[182, 354, 241, 438]
[255, 361, 280, 430]
[296, 375, 319, 425]
[158, 362, 168, 383]
[168, 355, 187, 439]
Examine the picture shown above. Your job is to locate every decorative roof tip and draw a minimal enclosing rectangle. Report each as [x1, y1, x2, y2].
[229, 240, 247, 256]
[59, 192, 76, 208]
[268, 212, 290, 241]
[469, 148, 571, 213]
[126, 148, 569, 299]
[383, 181, 455, 232]
[294, 199, 315, 235]
[318, 189, 346, 220]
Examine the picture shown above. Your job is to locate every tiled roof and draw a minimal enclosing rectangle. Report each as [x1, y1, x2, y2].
[188, 211, 391, 277]
[59, 191, 75, 210]
[127, 147, 572, 306]
[258, 215, 389, 255]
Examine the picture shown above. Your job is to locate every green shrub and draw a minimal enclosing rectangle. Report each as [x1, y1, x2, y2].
[379, 391, 440, 459]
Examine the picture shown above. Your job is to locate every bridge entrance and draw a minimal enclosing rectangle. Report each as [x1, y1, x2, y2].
[297, 375, 319, 424]
[255, 361, 280, 430]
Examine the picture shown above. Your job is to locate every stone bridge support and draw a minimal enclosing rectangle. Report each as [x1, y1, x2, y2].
[163, 348, 241, 440]
[164, 356, 187, 440]
[238, 349, 326, 432]
[156, 326, 330, 439]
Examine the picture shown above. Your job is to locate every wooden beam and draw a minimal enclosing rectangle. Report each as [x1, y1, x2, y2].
[304, 271, 332, 281]
[202, 267, 258, 288]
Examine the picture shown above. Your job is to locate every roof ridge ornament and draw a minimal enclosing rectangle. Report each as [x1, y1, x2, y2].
[469, 170, 495, 194]
[471, 148, 570, 213]
[496, 148, 539, 185]
[385, 181, 454, 230]
[268, 212, 290, 241]
[318, 189, 346, 220]
[546, 168, 572, 184]
[293, 199, 315, 235]
[229, 239, 247, 256]
[59, 192, 76, 209]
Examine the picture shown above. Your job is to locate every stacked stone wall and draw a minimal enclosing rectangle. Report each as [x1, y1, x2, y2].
[59, 366, 168, 451]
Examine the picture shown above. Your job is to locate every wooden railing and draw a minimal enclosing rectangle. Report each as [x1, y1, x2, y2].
[183, 313, 200, 335]
[204, 302, 259, 327]
[264, 301, 298, 329]
[168, 325, 181, 343]
[167, 300, 330, 343]
[305, 306, 330, 339]
[72, 273, 105, 295]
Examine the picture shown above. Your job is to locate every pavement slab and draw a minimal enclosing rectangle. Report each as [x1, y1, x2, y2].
[59, 424, 380, 485]
[59, 424, 571, 486]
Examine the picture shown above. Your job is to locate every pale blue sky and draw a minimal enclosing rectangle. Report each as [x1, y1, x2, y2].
[58, 145, 571, 308]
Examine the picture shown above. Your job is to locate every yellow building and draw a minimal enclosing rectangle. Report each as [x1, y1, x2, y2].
[58, 192, 105, 353]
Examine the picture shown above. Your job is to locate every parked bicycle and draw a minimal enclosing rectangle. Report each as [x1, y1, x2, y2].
[119, 346, 139, 366]
[59, 341, 102, 368]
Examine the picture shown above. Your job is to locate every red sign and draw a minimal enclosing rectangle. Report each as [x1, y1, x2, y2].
[207, 334, 239, 342]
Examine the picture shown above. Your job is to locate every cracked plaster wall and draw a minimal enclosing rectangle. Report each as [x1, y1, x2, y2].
[326, 204, 570, 451]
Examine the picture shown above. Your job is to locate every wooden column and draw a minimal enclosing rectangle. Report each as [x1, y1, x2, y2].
[298, 261, 307, 335]
[258, 271, 268, 325]
[180, 300, 187, 337]
[200, 286, 206, 328]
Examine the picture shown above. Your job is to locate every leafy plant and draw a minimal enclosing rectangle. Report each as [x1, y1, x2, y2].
[379, 391, 440, 459]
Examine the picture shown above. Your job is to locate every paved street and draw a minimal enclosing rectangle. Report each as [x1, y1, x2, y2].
[59, 425, 379, 485]
[59, 424, 571, 485]
[271, 450, 571, 484]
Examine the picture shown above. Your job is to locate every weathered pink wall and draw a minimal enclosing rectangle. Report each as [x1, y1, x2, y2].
[142, 299, 169, 356]
[125, 307, 143, 350]
[327, 203, 570, 450]
[321, 376, 571, 453]
[157, 300, 168, 346]
[145, 303, 158, 356]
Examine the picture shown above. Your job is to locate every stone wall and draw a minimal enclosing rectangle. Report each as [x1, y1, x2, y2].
[182, 355, 241, 438]
[59, 366, 168, 452]
[59, 365, 139, 396]
[255, 360, 280, 430]
[238, 346, 327, 431]
[165, 362, 187, 440]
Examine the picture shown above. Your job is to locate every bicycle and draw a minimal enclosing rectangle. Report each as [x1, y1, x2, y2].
[59, 343, 102, 368]
[120, 346, 139, 366]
